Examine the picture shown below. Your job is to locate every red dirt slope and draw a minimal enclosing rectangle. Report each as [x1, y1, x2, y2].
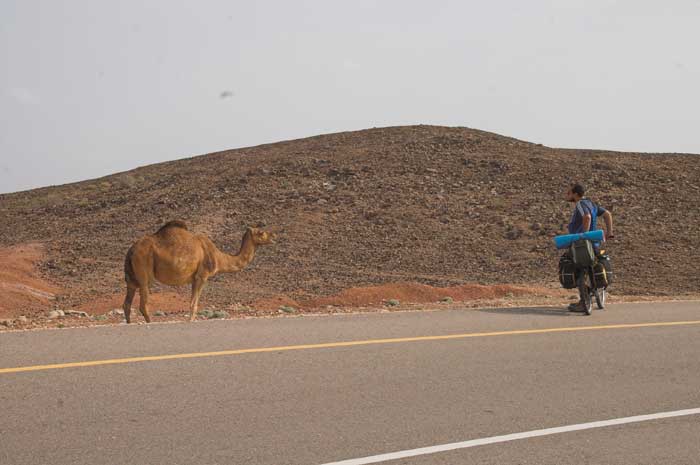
[0, 243, 59, 318]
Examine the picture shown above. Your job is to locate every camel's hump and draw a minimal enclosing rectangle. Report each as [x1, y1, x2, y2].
[156, 220, 189, 234]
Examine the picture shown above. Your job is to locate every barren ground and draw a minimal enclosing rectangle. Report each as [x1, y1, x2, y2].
[1, 125, 698, 329]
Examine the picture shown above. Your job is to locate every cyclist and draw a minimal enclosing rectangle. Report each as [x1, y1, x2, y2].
[565, 183, 614, 311]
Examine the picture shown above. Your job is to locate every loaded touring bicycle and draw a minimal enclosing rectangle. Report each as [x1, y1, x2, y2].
[557, 231, 613, 315]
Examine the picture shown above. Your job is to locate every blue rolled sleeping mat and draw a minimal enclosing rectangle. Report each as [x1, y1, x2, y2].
[553, 229, 605, 249]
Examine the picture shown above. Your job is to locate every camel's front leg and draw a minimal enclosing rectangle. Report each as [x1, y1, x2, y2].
[189, 278, 206, 321]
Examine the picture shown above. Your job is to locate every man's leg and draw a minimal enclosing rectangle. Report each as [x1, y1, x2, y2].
[562, 252, 584, 311]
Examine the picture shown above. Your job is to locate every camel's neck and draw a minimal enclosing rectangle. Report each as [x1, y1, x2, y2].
[217, 230, 257, 273]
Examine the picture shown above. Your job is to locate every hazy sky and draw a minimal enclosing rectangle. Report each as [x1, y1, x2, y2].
[1, 1, 699, 194]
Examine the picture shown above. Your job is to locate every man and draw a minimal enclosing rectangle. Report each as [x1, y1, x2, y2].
[565, 183, 614, 310]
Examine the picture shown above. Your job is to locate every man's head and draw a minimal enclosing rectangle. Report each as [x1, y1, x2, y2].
[566, 183, 585, 202]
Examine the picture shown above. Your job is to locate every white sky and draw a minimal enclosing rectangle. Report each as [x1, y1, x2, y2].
[1, 0, 699, 194]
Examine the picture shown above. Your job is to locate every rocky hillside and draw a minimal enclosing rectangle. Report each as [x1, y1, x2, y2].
[1, 125, 698, 312]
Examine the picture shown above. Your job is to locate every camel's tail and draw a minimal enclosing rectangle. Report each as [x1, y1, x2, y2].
[124, 246, 138, 286]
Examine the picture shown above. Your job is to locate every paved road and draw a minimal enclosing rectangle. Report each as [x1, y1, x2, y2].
[1, 301, 699, 464]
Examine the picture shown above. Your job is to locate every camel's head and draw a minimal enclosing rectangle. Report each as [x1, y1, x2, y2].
[247, 227, 275, 246]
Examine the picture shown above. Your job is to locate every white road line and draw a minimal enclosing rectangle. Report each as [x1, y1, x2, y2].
[319, 407, 700, 465]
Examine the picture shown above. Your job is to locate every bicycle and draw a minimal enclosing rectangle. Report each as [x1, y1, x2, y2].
[575, 262, 606, 315]
[571, 240, 610, 315]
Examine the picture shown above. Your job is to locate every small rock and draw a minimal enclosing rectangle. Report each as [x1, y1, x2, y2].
[278, 306, 296, 314]
[47, 310, 62, 319]
[505, 228, 523, 240]
[0, 319, 13, 327]
[18, 316, 28, 323]
[211, 310, 230, 319]
[109, 309, 125, 316]
[154, 311, 165, 317]
[198, 309, 215, 319]
[64, 310, 89, 318]
[440, 297, 454, 304]
[197, 309, 230, 319]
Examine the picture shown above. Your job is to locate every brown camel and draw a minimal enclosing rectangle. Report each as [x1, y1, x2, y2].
[123, 220, 274, 323]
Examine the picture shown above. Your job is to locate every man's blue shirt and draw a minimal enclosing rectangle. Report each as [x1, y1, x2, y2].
[568, 198, 607, 234]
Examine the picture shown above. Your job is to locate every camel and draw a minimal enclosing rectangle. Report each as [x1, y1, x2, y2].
[123, 220, 274, 323]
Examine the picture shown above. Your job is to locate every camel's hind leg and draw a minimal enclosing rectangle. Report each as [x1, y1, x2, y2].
[189, 278, 206, 321]
[139, 286, 152, 323]
[128, 243, 154, 324]
[123, 285, 136, 324]
[139, 285, 151, 323]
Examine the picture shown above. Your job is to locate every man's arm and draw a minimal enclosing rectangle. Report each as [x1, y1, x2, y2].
[602, 210, 614, 238]
[582, 213, 592, 232]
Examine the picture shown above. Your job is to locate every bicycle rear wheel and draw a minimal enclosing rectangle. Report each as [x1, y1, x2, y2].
[577, 271, 592, 315]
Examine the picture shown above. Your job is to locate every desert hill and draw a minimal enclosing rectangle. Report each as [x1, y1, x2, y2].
[1, 125, 698, 317]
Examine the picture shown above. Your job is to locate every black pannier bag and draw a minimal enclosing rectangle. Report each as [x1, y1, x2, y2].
[559, 255, 577, 289]
[570, 240, 596, 267]
[593, 254, 613, 288]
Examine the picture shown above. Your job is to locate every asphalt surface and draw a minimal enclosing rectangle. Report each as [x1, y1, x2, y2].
[1, 301, 699, 465]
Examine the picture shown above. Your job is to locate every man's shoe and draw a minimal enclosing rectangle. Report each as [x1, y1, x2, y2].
[568, 302, 584, 312]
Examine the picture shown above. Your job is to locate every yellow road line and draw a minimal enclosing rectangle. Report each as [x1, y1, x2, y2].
[2, 320, 700, 375]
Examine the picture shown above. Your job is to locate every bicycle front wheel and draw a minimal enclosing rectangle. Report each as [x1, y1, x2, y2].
[578, 271, 592, 315]
[595, 288, 606, 309]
